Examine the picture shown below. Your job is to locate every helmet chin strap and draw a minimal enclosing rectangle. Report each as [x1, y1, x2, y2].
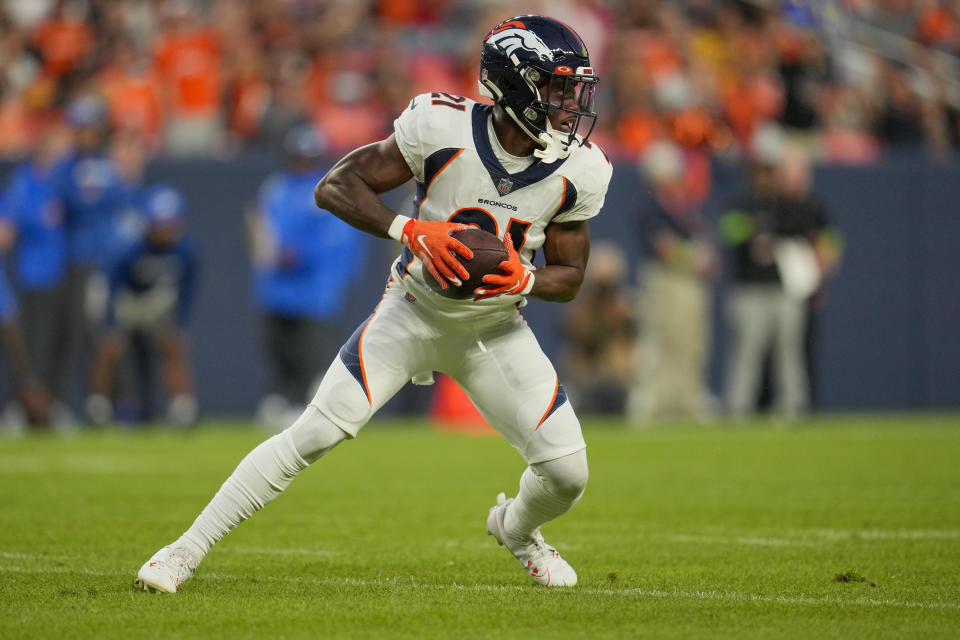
[480, 79, 572, 164]
[534, 120, 572, 163]
[478, 79, 495, 100]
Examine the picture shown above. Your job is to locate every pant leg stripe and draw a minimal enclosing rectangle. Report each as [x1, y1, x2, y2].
[336, 282, 392, 406]
[338, 316, 372, 405]
[536, 377, 568, 429]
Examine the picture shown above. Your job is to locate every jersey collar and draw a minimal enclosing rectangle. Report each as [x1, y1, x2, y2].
[471, 104, 566, 195]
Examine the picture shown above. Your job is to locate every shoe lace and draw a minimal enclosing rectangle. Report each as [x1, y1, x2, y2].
[166, 545, 198, 575]
[522, 529, 559, 565]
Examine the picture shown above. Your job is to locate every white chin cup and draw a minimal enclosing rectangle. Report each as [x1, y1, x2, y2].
[533, 122, 572, 163]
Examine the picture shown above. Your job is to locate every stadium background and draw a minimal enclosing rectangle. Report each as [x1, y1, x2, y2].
[0, 0, 959, 416]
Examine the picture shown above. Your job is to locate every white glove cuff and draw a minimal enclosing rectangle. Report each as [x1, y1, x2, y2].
[387, 215, 412, 242]
[520, 270, 535, 296]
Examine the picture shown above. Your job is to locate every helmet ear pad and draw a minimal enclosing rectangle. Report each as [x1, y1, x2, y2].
[482, 63, 548, 134]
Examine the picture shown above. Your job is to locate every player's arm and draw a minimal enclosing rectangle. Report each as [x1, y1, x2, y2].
[531, 219, 590, 302]
[313, 134, 472, 286]
[313, 134, 412, 238]
[476, 219, 590, 303]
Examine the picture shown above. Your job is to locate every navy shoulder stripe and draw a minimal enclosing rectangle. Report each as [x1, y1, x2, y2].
[554, 178, 578, 218]
[423, 148, 462, 190]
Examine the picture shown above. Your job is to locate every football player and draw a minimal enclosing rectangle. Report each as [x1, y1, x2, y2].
[136, 14, 612, 592]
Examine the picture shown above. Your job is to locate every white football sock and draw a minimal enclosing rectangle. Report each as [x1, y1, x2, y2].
[502, 449, 589, 546]
[179, 406, 347, 556]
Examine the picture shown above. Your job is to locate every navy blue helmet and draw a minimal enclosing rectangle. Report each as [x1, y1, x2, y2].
[479, 15, 598, 157]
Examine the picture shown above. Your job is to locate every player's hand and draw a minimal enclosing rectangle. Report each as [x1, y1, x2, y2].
[400, 219, 473, 289]
[474, 235, 533, 300]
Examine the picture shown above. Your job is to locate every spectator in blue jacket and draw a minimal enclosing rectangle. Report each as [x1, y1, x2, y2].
[87, 184, 199, 427]
[4, 131, 69, 413]
[247, 124, 367, 428]
[50, 93, 133, 421]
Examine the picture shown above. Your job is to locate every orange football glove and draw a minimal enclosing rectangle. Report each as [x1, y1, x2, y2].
[400, 219, 473, 289]
[474, 235, 534, 300]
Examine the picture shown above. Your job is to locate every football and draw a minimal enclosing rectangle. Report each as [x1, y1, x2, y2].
[424, 228, 508, 299]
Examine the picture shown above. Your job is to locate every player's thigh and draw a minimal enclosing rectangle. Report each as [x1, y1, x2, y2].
[309, 283, 434, 437]
[451, 322, 585, 464]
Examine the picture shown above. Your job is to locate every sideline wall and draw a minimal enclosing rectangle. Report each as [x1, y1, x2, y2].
[1, 156, 957, 413]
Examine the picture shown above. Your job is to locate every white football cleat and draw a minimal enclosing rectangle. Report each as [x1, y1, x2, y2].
[135, 543, 201, 593]
[486, 492, 578, 587]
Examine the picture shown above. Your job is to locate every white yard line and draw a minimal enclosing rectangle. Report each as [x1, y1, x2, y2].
[0, 566, 114, 575]
[227, 546, 335, 557]
[0, 552, 67, 560]
[1, 564, 957, 611]
[0, 455, 143, 474]
[599, 587, 960, 611]
[795, 528, 960, 541]
[664, 534, 811, 547]
[658, 528, 960, 548]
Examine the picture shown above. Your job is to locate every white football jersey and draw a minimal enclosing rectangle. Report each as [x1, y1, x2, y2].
[391, 91, 612, 313]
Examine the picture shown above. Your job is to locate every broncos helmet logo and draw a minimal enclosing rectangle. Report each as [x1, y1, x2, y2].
[485, 28, 554, 63]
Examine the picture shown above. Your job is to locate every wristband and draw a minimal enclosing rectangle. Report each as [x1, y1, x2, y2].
[387, 215, 412, 242]
[520, 270, 535, 296]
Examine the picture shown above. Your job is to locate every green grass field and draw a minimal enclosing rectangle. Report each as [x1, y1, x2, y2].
[1, 415, 958, 639]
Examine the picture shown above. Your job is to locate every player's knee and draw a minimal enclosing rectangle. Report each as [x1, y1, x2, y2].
[286, 406, 349, 463]
[536, 449, 589, 502]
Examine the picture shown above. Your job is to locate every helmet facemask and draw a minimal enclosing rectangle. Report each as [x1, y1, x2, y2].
[481, 63, 597, 162]
[526, 66, 597, 161]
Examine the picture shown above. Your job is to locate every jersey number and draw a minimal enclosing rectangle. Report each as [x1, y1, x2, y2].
[448, 209, 531, 251]
[431, 92, 466, 111]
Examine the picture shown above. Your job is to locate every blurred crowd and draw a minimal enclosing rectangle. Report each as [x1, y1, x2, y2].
[0, 94, 200, 429]
[0, 0, 953, 426]
[0, 89, 372, 431]
[559, 133, 842, 422]
[2, 0, 960, 163]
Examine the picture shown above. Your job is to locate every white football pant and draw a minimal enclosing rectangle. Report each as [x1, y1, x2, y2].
[310, 277, 586, 464]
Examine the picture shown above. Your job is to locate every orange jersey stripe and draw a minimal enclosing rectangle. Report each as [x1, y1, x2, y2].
[427, 147, 463, 193]
[553, 177, 568, 218]
[418, 147, 464, 218]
